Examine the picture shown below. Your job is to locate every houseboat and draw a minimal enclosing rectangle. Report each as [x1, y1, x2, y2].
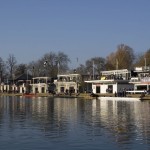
[54, 73, 81, 95]
[0, 73, 32, 93]
[128, 67, 150, 94]
[85, 69, 133, 95]
[30, 77, 51, 93]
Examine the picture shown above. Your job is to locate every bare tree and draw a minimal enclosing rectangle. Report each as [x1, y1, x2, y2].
[42, 52, 57, 77]
[28, 51, 70, 77]
[6, 54, 17, 79]
[115, 44, 135, 69]
[0, 57, 6, 83]
[106, 44, 135, 70]
[76, 64, 86, 75]
[134, 49, 150, 67]
[144, 49, 150, 67]
[41, 51, 70, 77]
[28, 61, 40, 77]
[15, 63, 27, 77]
[133, 52, 144, 67]
[105, 52, 116, 70]
[56, 51, 70, 73]
[85, 57, 105, 79]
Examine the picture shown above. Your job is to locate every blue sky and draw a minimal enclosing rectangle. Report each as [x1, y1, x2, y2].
[0, 0, 150, 68]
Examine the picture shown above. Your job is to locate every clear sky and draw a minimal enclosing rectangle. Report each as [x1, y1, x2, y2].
[0, 0, 150, 68]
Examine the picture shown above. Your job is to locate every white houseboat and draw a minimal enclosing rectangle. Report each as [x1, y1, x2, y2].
[54, 74, 81, 94]
[0, 73, 32, 93]
[30, 77, 51, 93]
[85, 69, 133, 94]
[129, 67, 150, 94]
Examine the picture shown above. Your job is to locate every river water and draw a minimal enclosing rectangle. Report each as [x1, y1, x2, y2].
[0, 96, 150, 150]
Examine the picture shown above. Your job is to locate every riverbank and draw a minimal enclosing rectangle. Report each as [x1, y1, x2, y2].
[98, 93, 150, 100]
[0, 93, 94, 99]
[1, 93, 150, 100]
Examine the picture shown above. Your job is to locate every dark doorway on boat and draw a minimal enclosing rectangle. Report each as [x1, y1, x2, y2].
[35, 87, 38, 93]
[137, 85, 147, 90]
[42, 87, 45, 93]
[60, 87, 65, 93]
[69, 87, 75, 93]
[48, 83, 56, 93]
[108, 85, 113, 93]
[96, 86, 100, 93]
[22, 87, 24, 93]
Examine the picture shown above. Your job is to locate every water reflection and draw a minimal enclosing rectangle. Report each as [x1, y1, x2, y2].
[98, 99, 150, 146]
[0, 96, 150, 149]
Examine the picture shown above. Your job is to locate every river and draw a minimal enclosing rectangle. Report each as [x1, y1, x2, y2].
[0, 96, 150, 150]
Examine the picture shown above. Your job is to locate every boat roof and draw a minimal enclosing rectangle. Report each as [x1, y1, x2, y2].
[57, 74, 80, 77]
[32, 77, 51, 79]
[85, 79, 129, 84]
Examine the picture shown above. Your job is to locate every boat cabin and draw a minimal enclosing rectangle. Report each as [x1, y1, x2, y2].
[129, 67, 150, 93]
[54, 74, 81, 94]
[0, 73, 32, 93]
[85, 69, 133, 94]
[31, 77, 51, 93]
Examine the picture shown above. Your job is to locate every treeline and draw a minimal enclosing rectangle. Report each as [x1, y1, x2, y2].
[0, 44, 150, 82]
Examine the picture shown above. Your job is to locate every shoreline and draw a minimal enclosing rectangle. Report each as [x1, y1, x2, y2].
[0, 93, 94, 99]
[0, 93, 150, 100]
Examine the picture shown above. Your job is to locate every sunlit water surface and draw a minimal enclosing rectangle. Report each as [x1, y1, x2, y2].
[0, 96, 150, 150]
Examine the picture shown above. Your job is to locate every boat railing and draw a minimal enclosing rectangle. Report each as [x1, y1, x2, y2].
[126, 90, 145, 94]
[130, 77, 140, 82]
[140, 77, 150, 82]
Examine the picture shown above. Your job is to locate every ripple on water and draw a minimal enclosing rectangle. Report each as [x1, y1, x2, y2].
[0, 97, 150, 150]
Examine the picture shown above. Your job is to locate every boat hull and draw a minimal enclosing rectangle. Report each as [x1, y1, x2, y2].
[98, 96, 141, 101]
[23, 93, 36, 97]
